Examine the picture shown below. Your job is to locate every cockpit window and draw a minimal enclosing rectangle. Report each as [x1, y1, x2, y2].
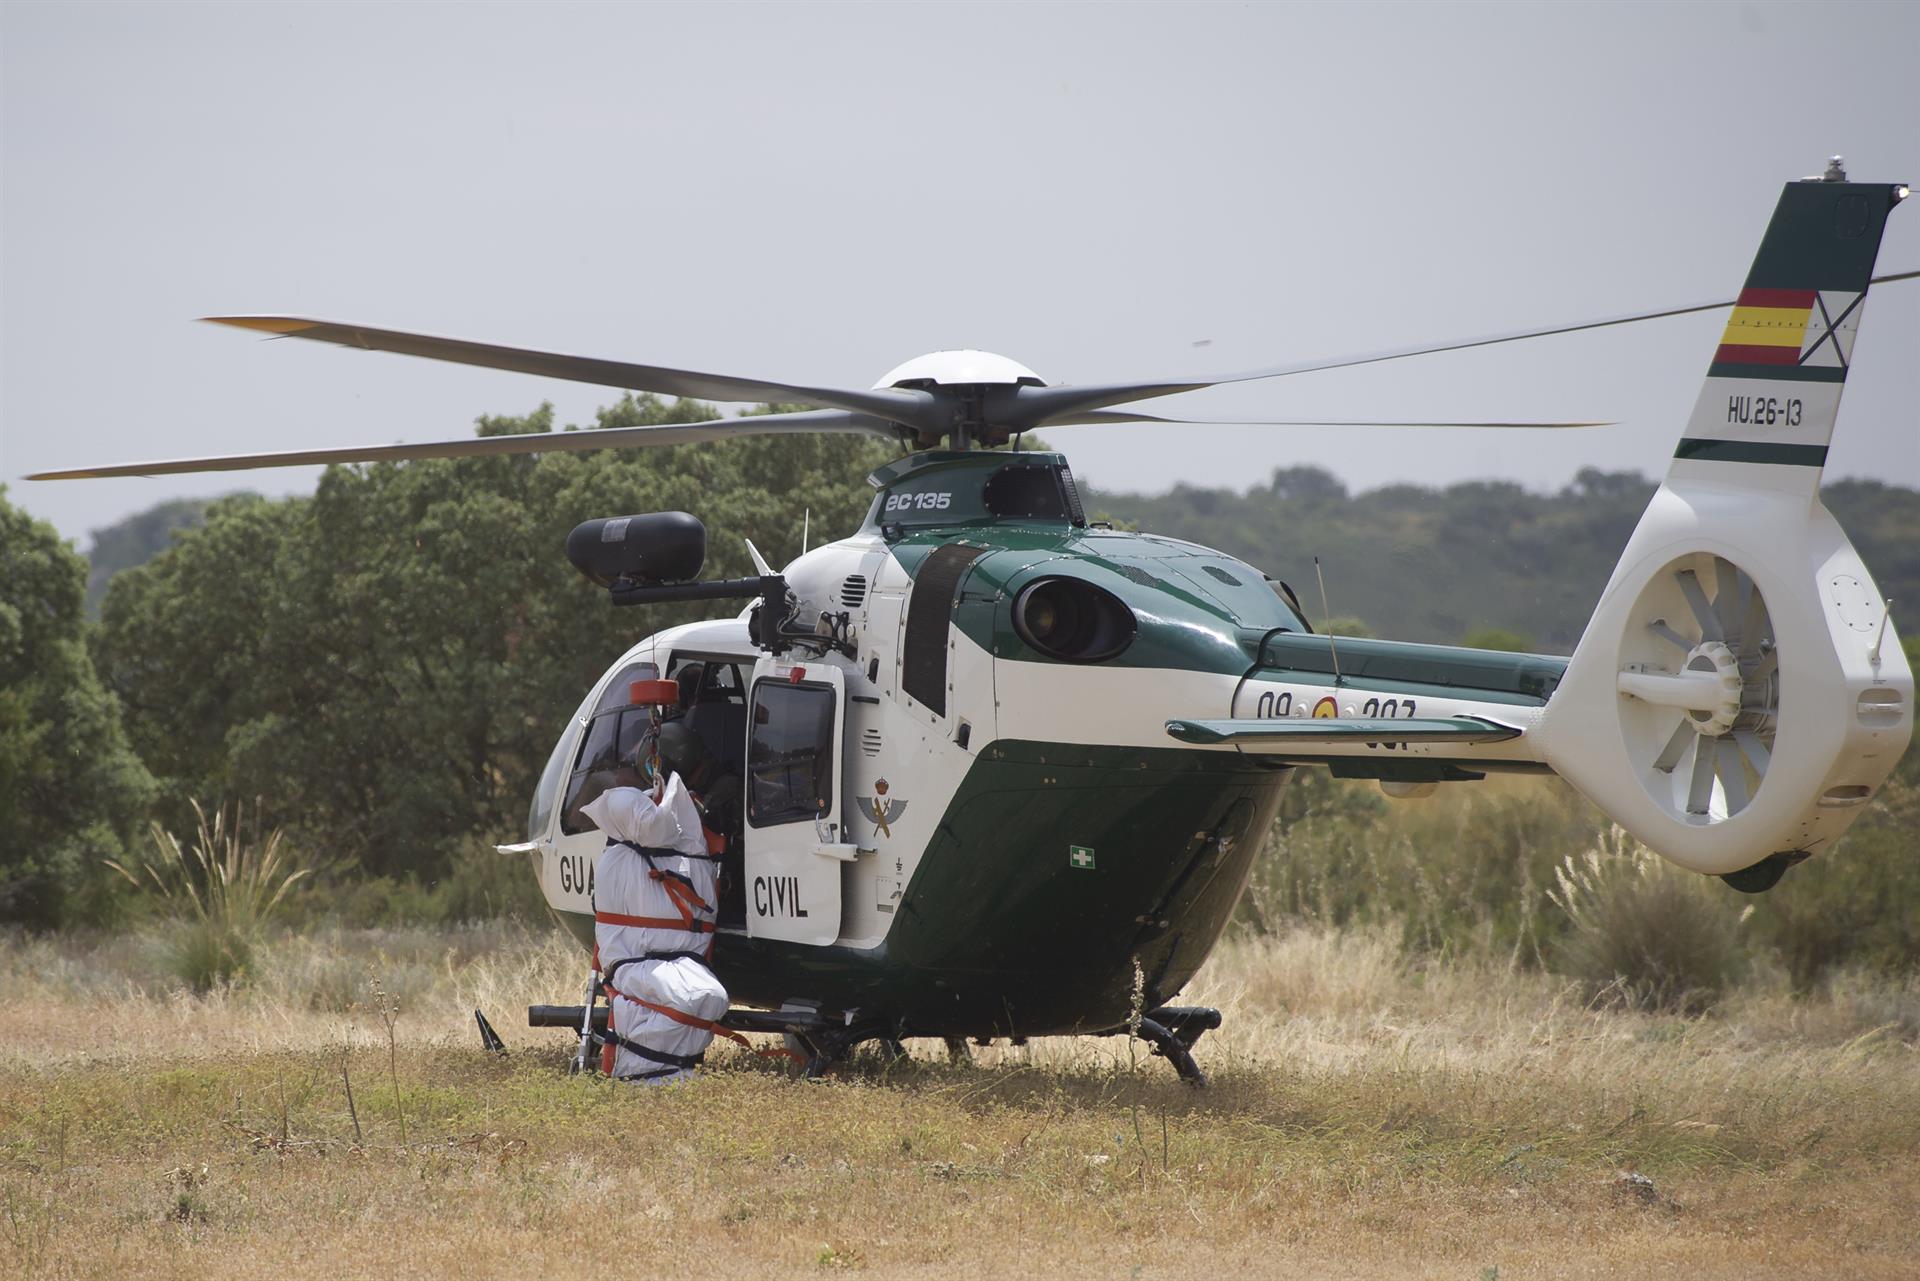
[982, 463, 1069, 520]
[560, 661, 659, 834]
[527, 691, 592, 841]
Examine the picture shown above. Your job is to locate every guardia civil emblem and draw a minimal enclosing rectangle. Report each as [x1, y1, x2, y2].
[856, 778, 909, 838]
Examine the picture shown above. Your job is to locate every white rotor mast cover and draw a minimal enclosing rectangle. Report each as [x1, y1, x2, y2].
[872, 350, 1047, 389]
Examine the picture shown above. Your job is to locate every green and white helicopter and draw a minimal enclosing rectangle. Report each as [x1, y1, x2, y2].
[33, 166, 1916, 1080]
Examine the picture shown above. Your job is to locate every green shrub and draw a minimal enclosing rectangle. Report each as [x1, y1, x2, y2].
[1549, 827, 1751, 1013]
[1240, 771, 1606, 964]
[279, 838, 549, 931]
[105, 800, 308, 990]
[1741, 742, 1920, 985]
[1460, 627, 1535, 653]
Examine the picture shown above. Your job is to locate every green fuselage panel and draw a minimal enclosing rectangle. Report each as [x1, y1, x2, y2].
[555, 741, 1290, 1037]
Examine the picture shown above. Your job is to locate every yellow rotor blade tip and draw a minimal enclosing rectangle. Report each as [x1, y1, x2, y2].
[201, 316, 314, 334]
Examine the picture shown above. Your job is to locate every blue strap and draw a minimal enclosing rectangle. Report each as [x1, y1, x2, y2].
[603, 953, 710, 987]
[604, 836, 722, 864]
[602, 1028, 706, 1071]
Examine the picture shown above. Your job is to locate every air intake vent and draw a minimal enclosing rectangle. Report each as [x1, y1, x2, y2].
[840, 575, 868, 609]
[860, 728, 883, 758]
[1059, 464, 1087, 526]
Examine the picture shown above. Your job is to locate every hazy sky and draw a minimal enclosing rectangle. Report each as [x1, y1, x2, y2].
[4, 1, 1917, 546]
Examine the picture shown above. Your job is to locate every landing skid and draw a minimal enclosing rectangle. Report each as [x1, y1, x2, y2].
[522, 1000, 1223, 1084]
[1099, 1006, 1220, 1085]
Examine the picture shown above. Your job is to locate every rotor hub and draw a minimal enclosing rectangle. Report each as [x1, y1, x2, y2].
[871, 350, 1047, 391]
[1681, 640, 1745, 737]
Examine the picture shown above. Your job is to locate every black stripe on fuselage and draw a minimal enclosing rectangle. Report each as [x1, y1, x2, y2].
[1672, 438, 1830, 466]
[1705, 362, 1847, 383]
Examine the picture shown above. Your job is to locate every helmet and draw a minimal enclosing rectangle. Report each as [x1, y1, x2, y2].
[655, 720, 711, 782]
[675, 662, 706, 709]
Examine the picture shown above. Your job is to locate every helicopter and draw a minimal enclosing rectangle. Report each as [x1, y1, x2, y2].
[29, 165, 1916, 1081]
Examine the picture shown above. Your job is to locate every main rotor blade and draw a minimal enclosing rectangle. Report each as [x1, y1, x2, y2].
[26, 409, 899, 480]
[204, 317, 939, 429]
[1044, 410, 1609, 428]
[1009, 267, 1920, 428]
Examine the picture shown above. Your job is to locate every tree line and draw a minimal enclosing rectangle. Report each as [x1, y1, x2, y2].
[4, 396, 895, 922]
[1098, 466, 1920, 651]
[4, 401, 1917, 935]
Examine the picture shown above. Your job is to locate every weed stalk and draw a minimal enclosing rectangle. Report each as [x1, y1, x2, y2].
[339, 1044, 362, 1145]
[369, 975, 407, 1144]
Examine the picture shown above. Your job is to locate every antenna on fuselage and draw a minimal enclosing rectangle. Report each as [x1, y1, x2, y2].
[745, 538, 776, 577]
[1314, 555, 1343, 686]
[1870, 598, 1893, 672]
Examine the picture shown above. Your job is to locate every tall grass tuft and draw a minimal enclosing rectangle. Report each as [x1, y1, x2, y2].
[1550, 825, 1750, 1014]
[1239, 771, 1604, 964]
[105, 799, 309, 990]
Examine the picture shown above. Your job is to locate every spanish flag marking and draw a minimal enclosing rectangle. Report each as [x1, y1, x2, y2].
[1714, 288, 1814, 367]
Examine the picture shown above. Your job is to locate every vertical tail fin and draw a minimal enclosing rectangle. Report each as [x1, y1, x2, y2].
[1672, 167, 1909, 493]
[1540, 168, 1912, 885]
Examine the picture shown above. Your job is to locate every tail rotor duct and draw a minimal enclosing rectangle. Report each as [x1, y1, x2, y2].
[1618, 554, 1777, 822]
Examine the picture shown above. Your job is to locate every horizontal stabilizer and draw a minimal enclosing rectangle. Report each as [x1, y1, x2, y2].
[1165, 716, 1522, 750]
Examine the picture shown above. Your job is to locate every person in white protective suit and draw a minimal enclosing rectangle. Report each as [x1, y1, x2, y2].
[579, 740, 730, 1084]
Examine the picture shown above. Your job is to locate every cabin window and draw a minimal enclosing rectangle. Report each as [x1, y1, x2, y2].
[666, 655, 750, 778]
[746, 680, 836, 827]
[982, 463, 1069, 520]
[559, 661, 659, 834]
[527, 691, 592, 840]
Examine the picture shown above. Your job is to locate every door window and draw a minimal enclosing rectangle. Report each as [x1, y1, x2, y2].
[746, 681, 836, 827]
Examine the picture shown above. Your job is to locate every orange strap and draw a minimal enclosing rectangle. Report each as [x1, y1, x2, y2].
[651, 870, 711, 919]
[595, 910, 716, 933]
[608, 985, 804, 1064]
[686, 787, 728, 858]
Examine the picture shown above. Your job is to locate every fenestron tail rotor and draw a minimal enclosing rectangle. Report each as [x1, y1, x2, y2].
[1616, 553, 1778, 821]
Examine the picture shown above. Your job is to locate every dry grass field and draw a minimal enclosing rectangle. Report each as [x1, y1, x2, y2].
[2, 922, 1916, 1280]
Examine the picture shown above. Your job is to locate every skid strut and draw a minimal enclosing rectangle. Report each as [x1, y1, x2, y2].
[529, 1001, 868, 1078]
[1098, 1006, 1221, 1085]
[527, 1001, 1224, 1084]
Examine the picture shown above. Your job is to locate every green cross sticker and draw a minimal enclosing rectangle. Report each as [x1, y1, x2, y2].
[1069, 845, 1096, 870]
